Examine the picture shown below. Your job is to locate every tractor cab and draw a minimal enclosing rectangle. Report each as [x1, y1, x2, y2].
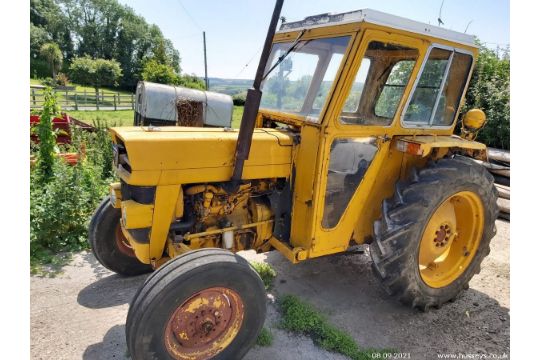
[249, 9, 482, 258]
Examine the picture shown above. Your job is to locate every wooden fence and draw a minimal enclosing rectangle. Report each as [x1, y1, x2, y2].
[30, 88, 135, 111]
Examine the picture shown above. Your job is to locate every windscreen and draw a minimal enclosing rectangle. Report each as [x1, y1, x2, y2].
[260, 36, 351, 121]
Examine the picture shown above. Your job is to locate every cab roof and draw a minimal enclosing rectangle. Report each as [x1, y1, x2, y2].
[278, 8, 476, 47]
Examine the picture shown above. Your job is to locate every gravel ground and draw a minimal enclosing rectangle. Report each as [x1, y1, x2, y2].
[30, 220, 510, 360]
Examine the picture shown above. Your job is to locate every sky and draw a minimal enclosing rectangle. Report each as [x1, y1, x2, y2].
[117, 0, 509, 80]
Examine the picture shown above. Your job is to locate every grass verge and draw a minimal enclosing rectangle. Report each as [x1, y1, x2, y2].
[278, 295, 394, 360]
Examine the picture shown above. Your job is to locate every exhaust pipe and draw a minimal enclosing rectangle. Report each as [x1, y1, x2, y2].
[231, 0, 284, 182]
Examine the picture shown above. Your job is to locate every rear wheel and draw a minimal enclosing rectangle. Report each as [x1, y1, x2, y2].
[126, 249, 267, 360]
[88, 196, 152, 276]
[370, 156, 498, 310]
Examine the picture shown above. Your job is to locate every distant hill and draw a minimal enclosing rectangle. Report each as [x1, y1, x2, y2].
[206, 78, 253, 96]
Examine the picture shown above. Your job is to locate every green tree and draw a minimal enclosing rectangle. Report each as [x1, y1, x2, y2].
[31, 0, 183, 90]
[141, 59, 181, 85]
[31, 0, 73, 62]
[69, 56, 123, 94]
[40, 42, 63, 78]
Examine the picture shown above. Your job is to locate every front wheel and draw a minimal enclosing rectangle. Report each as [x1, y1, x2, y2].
[126, 249, 267, 360]
[370, 156, 498, 310]
[88, 196, 152, 276]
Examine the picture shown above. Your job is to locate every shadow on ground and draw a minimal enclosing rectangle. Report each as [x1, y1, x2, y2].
[79, 248, 509, 359]
[83, 324, 128, 360]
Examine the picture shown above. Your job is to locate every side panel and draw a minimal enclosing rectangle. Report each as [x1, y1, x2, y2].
[289, 124, 322, 250]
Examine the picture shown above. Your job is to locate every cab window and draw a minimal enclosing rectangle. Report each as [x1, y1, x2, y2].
[403, 47, 473, 126]
[340, 41, 419, 126]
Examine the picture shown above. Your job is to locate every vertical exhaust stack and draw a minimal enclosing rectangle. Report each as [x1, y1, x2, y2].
[231, 0, 284, 182]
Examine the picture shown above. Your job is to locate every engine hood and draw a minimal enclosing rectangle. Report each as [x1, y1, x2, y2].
[110, 126, 294, 185]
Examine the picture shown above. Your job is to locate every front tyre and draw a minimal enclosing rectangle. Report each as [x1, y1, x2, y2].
[370, 156, 498, 310]
[126, 249, 267, 360]
[88, 196, 152, 276]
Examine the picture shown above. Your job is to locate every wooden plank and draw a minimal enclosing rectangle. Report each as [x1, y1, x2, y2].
[495, 184, 510, 200]
[497, 197, 510, 214]
[488, 147, 510, 165]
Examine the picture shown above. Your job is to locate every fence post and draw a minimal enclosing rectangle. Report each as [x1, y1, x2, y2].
[84, 89, 87, 109]
[32, 89, 36, 107]
[114, 94, 117, 111]
[95, 90, 100, 111]
[75, 93, 78, 110]
[131, 94, 134, 110]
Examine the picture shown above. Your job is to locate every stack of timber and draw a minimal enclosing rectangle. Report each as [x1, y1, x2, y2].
[485, 148, 510, 221]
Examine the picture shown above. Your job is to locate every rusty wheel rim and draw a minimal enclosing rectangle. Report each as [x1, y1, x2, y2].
[164, 287, 245, 360]
[114, 224, 136, 257]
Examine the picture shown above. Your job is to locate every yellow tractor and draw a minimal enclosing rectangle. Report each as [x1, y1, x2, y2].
[89, 2, 498, 359]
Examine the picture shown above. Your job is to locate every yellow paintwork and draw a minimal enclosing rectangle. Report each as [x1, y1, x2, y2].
[111, 17, 485, 268]
[111, 127, 293, 186]
[463, 109, 487, 130]
[148, 185, 181, 262]
[419, 191, 484, 288]
[121, 200, 154, 229]
[396, 135, 486, 157]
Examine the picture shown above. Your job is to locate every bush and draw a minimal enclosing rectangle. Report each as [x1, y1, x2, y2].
[232, 92, 246, 106]
[31, 58, 51, 79]
[40, 77, 56, 87]
[142, 59, 181, 86]
[70, 56, 122, 90]
[30, 91, 114, 267]
[55, 72, 69, 86]
[30, 160, 108, 264]
[142, 60, 205, 90]
[462, 44, 510, 150]
[35, 87, 59, 182]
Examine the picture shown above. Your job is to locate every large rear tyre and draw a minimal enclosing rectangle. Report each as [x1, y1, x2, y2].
[126, 249, 267, 360]
[370, 156, 498, 310]
[88, 196, 152, 276]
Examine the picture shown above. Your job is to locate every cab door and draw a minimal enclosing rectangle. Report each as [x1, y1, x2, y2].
[308, 29, 428, 257]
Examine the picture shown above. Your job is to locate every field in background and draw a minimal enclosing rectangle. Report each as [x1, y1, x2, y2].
[209, 78, 251, 96]
[67, 110, 134, 127]
[30, 78, 133, 95]
[67, 106, 244, 128]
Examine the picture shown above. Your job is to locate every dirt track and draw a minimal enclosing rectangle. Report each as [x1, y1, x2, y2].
[31, 220, 510, 360]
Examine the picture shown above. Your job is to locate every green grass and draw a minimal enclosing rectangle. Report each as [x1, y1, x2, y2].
[250, 261, 277, 290]
[67, 110, 134, 127]
[30, 78, 133, 95]
[232, 106, 243, 128]
[278, 295, 394, 360]
[256, 327, 273, 347]
[62, 105, 241, 129]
